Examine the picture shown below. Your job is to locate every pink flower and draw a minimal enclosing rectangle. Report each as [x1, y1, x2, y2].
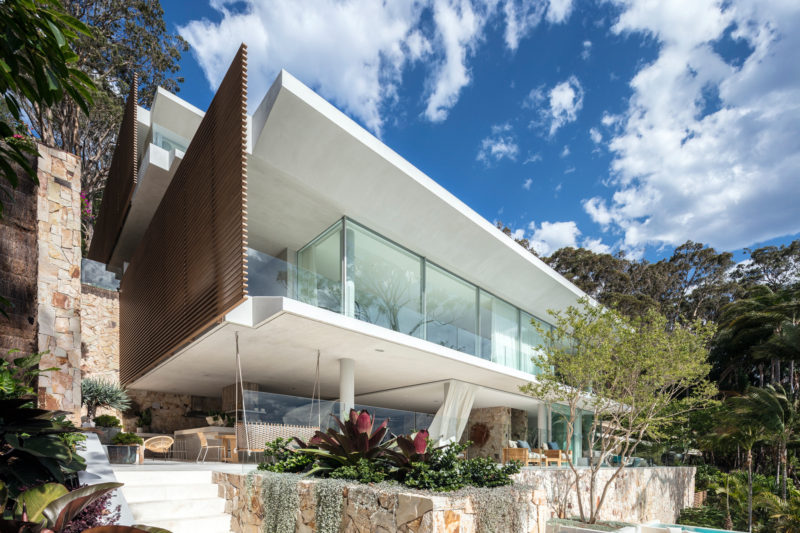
[413, 430, 429, 455]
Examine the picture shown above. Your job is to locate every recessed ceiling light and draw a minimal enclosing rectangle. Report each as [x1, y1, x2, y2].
[375, 348, 385, 352]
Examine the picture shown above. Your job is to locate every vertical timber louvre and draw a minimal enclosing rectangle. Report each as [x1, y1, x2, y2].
[87, 76, 138, 263]
[119, 45, 249, 385]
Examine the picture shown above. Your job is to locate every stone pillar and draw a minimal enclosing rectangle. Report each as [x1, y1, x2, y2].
[35, 145, 82, 423]
[339, 358, 355, 417]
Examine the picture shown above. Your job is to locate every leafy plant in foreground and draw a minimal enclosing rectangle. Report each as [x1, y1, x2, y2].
[0, 351, 58, 402]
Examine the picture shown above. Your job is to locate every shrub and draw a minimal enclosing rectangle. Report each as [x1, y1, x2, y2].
[463, 456, 521, 488]
[403, 442, 471, 492]
[82, 378, 130, 421]
[258, 437, 314, 473]
[94, 414, 121, 428]
[111, 432, 143, 445]
[329, 457, 388, 483]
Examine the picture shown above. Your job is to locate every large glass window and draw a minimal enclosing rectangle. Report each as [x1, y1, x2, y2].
[345, 222, 423, 337]
[425, 263, 478, 355]
[297, 222, 343, 313]
[551, 404, 571, 452]
[478, 291, 519, 366]
[520, 311, 549, 375]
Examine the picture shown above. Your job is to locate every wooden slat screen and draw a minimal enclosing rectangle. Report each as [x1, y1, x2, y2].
[87, 77, 138, 263]
[119, 45, 248, 384]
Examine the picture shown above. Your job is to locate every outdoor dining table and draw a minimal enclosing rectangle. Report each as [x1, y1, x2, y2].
[212, 433, 238, 463]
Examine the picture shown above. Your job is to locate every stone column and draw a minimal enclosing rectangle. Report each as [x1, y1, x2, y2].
[339, 358, 355, 417]
[35, 144, 82, 423]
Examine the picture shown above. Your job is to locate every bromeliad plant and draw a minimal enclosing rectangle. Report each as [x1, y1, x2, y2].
[297, 409, 394, 475]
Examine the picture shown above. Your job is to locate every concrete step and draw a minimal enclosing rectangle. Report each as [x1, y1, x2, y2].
[113, 469, 213, 486]
[128, 497, 226, 521]
[123, 483, 219, 503]
[140, 514, 232, 533]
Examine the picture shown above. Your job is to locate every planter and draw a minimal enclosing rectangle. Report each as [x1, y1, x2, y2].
[106, 445, 140, 464]
[96, 427, 121, 444]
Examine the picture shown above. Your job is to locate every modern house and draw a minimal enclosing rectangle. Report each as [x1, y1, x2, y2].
[88, 45, 594, 461]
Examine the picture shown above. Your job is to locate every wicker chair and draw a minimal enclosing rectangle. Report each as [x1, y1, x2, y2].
[143, 436, 174, 461]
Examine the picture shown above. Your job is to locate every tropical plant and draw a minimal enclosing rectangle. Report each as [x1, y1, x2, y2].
[730, 385, 800, 500]
[0, 0, 95, 217]
[328, 458, 388, 483]
[92, 415, 120, 428]
[110, 433, 142, 446]
[0, 351, 57, 402]
[257, 437, 313, 474]
[296, 410, 393, 476]
[721, 391, 772, 532]
[756, 491, 800, 533]
[522, 302, 715, 524]
[0, 479, 121, 532]
[384, 429, 431, 473]
[0, 399, 86, 498]
[81, 379, 130, 422]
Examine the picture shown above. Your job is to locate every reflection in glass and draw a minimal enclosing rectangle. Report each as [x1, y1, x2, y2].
[520, 311, 549, 375]
[551, 404, 570, 452]
[246, 248, 291, 297]
[425, 263, 478, 355]
[478, 291, 519, 366]
[297, 222, 343, 313]
[345, 222, 423, 337]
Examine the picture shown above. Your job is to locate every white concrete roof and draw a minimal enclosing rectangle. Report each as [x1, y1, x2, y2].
[246, 70, 589, 321]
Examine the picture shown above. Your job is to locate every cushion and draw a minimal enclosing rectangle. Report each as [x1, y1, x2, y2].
[516, 440, 531, 449]
[529, 452, 543, 459]
[507, 440, 517, 448]
[547, 441, 560, 450]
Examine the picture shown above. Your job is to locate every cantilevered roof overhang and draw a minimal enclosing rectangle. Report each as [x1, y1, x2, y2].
[130, 296, 544, 413]
[246, 71, 589, 321]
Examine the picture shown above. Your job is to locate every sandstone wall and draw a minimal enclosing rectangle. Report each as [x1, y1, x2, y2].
[34, 145, 83, 422]
[80, 284, 119, 383]
[463, 406, 528, 461]
[213, 472, 548, 533]
[513, 466, 695, 524]
[123, 389, 220, 433]
[0, 158, 38, 356]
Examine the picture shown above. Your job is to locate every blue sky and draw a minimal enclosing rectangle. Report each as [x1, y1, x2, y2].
[161, 0, 800, 262]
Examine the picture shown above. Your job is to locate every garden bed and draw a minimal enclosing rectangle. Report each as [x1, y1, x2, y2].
[213, 471, 549, 533]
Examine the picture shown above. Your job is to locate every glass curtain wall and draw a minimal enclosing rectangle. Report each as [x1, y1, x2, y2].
[297, 221, 343, 313]
[425, 263, 478, 355]
[294, 218, 555, 376]
[345, 222, 424, 337]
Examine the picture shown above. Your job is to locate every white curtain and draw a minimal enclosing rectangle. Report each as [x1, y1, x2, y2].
[427, 380, 478, 446]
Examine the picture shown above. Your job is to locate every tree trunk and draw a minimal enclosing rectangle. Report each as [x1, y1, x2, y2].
[772, 358, 779, 384]
[782, 441, 788, 500]
[747, 448, 753, 533]
[759, 364, 765, 387]
[790, 360, 796, 394]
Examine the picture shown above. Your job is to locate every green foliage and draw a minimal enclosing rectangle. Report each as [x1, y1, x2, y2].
[93, 414, 120, 428]
[314, 478, 345, 533]
[0, 0, 95, 217]
[54, 415, 87, 453]
[257, 437, 313, 474]
[522, 302, 715, 523]
[461, 456, 521, 488]
[298, 409, 394, 476]
[136, 408, 152, 428]
[329, 458, 388, 483]
[677, 506, 727, 529]
[257, 471, 301, 533]
[0, 350, 58, 401]
[0, 399, 86, 499]
[81, 378, 130, 421]
[111, 432, 142, 446]
[0, 479, 122, 532]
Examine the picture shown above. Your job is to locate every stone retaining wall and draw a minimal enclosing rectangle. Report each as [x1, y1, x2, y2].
[213, 472, 549, 533]
[513, 466, 695, 524]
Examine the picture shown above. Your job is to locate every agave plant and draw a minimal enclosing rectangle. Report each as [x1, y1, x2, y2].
[81, 379, 130, 422]
[296, 409, 394, 475]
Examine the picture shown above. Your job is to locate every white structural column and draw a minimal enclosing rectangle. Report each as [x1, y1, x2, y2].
[537, 403, 548, 446]
[339, 358, 355, 417]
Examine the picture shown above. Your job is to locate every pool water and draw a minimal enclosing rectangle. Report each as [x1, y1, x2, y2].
[651, 524, 745, 533]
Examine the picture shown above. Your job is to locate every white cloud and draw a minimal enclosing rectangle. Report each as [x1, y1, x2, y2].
[546, 0, 573, 23]
[547, 76, 584, 135]
[529, 220, 581, 255]
[182, 0, 575, 134]
[477, 123, 519, 164]
[589, 127, 602, 144]
[523, 177, 533, 189]
[581, 39, 592, 60]
[524, 152, 543, 164]
[560, 145, 570, 157]
[583, 237, 611, 254]
[588, 0, 800, 250]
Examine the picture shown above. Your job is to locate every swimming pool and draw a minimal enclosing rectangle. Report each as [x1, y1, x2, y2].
[650, 524, 745, 533]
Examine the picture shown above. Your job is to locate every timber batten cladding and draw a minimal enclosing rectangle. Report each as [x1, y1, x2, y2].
[119, 45, 249, 385]
[88, 77, 138, 263]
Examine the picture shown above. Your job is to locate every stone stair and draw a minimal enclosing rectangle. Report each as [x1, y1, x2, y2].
[113, 470, 232, 533]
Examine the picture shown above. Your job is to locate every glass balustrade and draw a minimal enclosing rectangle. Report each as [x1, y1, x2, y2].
[246, 218, 556, 377]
